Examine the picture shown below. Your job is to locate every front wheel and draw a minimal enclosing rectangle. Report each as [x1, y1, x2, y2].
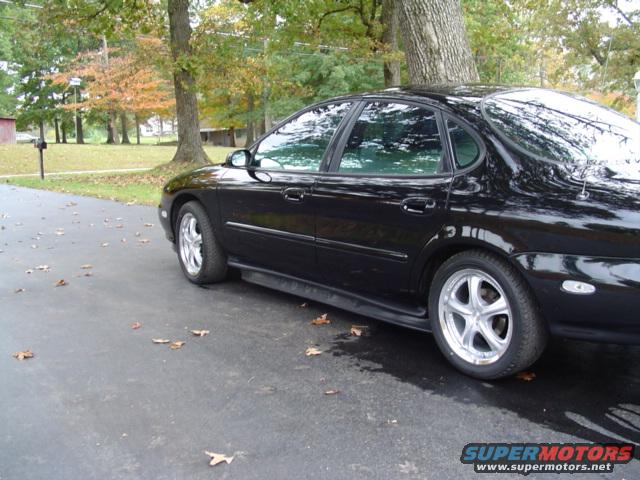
[429, 250, 548, 380]
[176, 201, 227, 284]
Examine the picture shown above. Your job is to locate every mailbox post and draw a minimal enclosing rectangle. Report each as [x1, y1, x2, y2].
[34, 121, 47, 180]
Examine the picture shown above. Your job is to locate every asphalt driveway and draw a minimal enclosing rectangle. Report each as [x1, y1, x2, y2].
[1, 184, 638, 479]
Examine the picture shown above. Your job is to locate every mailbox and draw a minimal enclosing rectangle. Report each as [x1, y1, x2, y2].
[35, 139, 47, 150]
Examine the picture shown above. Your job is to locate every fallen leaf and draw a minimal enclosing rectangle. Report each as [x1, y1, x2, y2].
[144, 223, 154, 227]
[35, 264, 50, 272]
[169, 341, 185, 350]
[310, 314, 330, 325]
[350, 325, 367, 337]
[131, 322, 142, 330]
[190, 330, 209, 337]
[14, 288, 25, 293]
[66, 201, 77, 207]
[77, 272, 93, 277]
[13, 350, 34, 360]
[30, 244, 37, 249]
[205, 451, 234, 466]
[116, 224, 124, 229]
[101, 242, 109, 247]
[25, 269, 33, 274]
[81, 264, 93, 269]
[121, 238, 127, 243]
[305, 346, 322, 356]
[152, 338, 170, 344]
[135, 232, 141, 237]
[138, 239, 150, 244]
[516, 371, 536, 382]
[298, 302, 309, 308]
[73, 211, 79, 216]
[126, 201, 136, 206]
[324, 389, 340, 395]
[54, 279, 68, 287]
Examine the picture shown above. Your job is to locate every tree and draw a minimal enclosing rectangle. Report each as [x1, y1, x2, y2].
[398, 0, 479, 84]
[168, 0, 209, 163]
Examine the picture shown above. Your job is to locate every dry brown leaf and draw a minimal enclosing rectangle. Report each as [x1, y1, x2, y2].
[35, 264, 50, 272]
[144, 223, 154, 227]
[169, 341, 185, 350]
[81, 264, 93, 269]
[131, 322, 142, 330]
[13, 350, 34, 360]
[121, 238, 127, 243]
[25, 269, 33, 274]
[350, 325, 367, 337]
[77, 272, 93, 277]
[298, 302, 309, 308]
[205, 451, 234, 466]
[190, 330, 209, 337]
[138, 239, 150, 244]
[310, 314, 330, 326]
[152, 338, 170, 344]
[324, 389, 340, 395]
[14, 288, 25, 293]
[101, 242, 109, 247]
[516, 371, 536, 382]
[115, 224, 124, 229]
[305, 346, 322, 356]
[54, 279, 68, 287]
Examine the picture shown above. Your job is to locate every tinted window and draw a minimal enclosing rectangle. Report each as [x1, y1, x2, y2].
[447, 120, 480, 168]
[338, 102, 443, 175]
[483, 89, 640, 166]
[254, 103, 351, 171]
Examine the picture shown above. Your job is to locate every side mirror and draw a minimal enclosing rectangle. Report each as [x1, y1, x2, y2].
[226, 149, 251, 168]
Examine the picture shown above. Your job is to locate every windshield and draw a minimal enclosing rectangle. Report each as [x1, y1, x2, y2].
[482, 89, 640, 167]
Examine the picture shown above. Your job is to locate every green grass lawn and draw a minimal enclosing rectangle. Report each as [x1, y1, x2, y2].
[1, 143, 235, 206]
[0, 143, 233, 176]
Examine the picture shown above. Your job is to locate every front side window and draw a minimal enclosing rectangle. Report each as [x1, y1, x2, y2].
[338, 102, 444, 175]
[253, 103, 351, 171]
[447, 119, 480, 168]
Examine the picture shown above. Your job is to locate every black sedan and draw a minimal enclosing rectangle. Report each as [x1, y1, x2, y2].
[159, 85, 640, 379]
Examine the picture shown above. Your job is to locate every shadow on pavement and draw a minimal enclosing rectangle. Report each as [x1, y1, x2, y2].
[327, 318, 640, 447]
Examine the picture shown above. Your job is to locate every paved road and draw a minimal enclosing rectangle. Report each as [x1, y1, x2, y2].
[1, 184, 638, 480]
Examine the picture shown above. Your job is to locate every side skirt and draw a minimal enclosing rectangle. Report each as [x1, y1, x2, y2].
[229, 261, 431, 333]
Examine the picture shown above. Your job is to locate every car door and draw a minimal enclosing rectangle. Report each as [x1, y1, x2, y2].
[218, 101, 355, 280]
[313, 99, 453, 302]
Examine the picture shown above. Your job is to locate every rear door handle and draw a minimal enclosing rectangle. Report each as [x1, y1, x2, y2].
[282, 187, 306, 203]
[401, 197, 435, 215]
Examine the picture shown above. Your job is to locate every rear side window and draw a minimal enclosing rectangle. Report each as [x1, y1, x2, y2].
[338, 102, 444, 175]
[254, 103, 352, 171]
[447, 119, 480, 168]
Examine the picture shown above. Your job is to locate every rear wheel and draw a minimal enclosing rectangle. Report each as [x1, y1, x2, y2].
[429, 250, 547, 380]
[176, 201, 227, 284]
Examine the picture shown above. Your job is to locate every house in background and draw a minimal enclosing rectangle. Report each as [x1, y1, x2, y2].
[0, 117, 16, 144]
[199, 119, 246, 147]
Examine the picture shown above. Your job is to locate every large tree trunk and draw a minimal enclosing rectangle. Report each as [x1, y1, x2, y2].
[61, 121, 67, 143]
[74, 90, 84, 144]
[398, 0, 479, 84]
[54, 117, 61, 143]
[229, 126, 236, 148]
[245, 92, 255, 148]
[120, 112, 130, 144]
[381, 0, 401, 87]
[168, 0, 209, 164]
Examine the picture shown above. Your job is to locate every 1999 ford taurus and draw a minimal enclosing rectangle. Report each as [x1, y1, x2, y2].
[158, 85, 640, 379]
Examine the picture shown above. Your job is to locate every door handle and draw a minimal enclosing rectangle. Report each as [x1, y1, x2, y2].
[282, 187, 306, 202]
[401, 197, 435, 215]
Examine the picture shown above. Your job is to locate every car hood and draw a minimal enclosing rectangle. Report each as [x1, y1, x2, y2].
[163, 165, 227, 194]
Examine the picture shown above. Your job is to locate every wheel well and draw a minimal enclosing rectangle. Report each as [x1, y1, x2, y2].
[170, 193, 200, 240]
[418, 244, 542, 319]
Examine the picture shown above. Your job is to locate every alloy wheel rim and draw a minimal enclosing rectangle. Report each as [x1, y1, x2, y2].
[178, 213, 203, 276]
[438, 268, 513, 365]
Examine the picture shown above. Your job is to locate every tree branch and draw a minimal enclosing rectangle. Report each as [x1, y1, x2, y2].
[317, 5, 361, 30]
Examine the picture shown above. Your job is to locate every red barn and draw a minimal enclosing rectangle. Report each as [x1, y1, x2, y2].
[0, 117, 16, 144]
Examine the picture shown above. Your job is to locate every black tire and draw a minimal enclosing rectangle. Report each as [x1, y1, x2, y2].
[175, 201, 227, 284]
[428, 249, 548, 380]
